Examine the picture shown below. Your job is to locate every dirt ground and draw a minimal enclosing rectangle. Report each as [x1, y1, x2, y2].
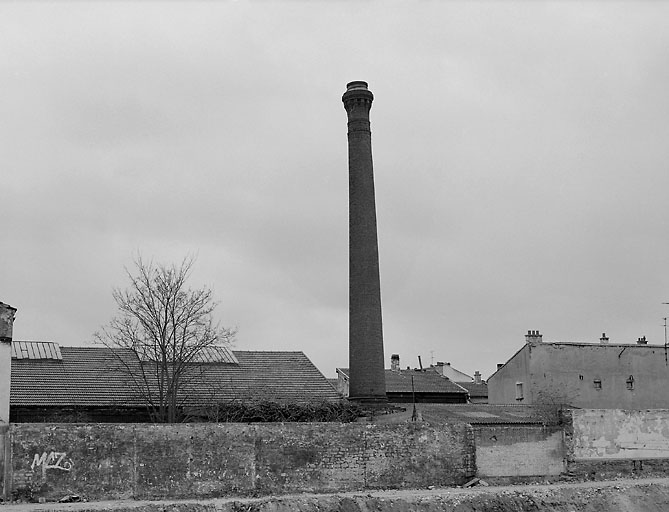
[4, 477, 669, 512]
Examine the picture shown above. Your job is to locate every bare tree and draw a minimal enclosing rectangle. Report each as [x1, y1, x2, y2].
[95, 256, 236, 422]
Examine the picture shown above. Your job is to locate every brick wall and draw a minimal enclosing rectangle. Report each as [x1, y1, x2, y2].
[9, 422, 475, 501]
[474, 425, 565, 477]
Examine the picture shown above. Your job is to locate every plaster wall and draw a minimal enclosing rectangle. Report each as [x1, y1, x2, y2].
[572, 409, 669, 460]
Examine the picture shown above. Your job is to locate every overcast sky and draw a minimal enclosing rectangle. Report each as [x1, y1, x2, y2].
[3, 2, 669, 379]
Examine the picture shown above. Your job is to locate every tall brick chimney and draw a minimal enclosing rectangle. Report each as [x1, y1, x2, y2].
[0, 302, 16, 424]
[343, 81, 386, 402]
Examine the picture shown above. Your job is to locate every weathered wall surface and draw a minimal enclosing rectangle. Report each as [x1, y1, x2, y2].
[572, 409, 669, 460]
[474, 425, 565, 477]
[9, 422, 475, 501]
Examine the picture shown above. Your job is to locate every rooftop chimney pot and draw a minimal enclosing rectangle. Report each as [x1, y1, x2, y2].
[390, 354, 400, 371]
[600, 333, 610, 344]
[525, 330, 543, 343]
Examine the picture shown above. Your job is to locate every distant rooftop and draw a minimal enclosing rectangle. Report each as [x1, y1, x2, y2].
[338, 367, 468, 395]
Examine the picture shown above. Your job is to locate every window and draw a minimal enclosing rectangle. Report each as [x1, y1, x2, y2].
[626, 375, 634, 390]
[593, 379, 602, 390]
[515, 382, 524, 400]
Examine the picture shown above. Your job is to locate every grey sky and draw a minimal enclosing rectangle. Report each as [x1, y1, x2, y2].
[3, 2, 669, 378]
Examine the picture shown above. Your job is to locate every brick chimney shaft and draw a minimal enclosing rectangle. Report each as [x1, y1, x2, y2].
[343, 81, 386, 402]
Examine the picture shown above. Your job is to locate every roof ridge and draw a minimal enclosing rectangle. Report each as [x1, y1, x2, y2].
[233, 350, 305, 354]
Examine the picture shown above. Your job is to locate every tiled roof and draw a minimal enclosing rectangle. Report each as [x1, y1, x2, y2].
[186, 351, 341, 403]
[10, 343, 339, 407]
[11, 346, 145, 406]
[136, 345, 239, 364]
[338, 368, 468, 395]
[385, 369, 467, 394]
[458, 381, 488, 398]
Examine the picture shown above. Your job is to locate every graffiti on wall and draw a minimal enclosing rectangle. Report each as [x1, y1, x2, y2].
[31, 451, 73, 471]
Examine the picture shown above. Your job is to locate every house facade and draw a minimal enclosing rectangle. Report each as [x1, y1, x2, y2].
[488, 330, 669, 409]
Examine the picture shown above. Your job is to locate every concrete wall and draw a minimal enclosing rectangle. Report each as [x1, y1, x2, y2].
[8, 422, 475, 501]
[490, 342, 669, 409]
[572, 409, 669, 460]
[474, 425, 565, 477]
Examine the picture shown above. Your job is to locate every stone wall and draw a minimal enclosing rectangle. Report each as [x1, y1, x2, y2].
[474, 425, 565, 477]
[8, 422, 475, 501]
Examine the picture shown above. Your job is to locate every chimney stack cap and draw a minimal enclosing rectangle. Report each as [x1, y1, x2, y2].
[346, 81, 369, 91]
